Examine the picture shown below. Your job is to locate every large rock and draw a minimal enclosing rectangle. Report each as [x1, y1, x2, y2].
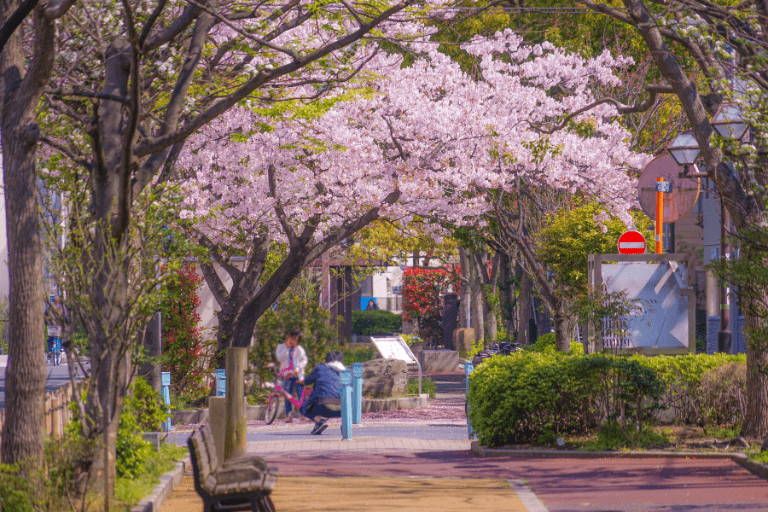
[362, 358, 408, 398]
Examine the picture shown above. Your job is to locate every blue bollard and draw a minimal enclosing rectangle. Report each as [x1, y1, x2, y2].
[161, 372, 172, 432]
[352, 362, 363, 424]
[340, 369, 353, 440]
[215, 368, 226, 397]
[464, 362, 476, 439]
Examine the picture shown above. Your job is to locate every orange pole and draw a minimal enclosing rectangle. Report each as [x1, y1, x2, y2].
[656, 177, 664, 254]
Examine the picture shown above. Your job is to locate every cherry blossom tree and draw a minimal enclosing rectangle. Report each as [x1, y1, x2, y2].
[178, 27, 648, 358]
[29, 0, 452, 497]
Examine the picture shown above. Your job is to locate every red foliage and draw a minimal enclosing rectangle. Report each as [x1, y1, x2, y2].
[161, 265, 208, 395]
[402, 267, 460, 344]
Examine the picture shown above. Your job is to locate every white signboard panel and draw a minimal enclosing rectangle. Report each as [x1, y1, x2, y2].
[601, 261, 689, 351]
[371, 336, 417, 363]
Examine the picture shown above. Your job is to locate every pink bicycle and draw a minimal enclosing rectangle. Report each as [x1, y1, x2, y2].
[263, 362, 311, 425]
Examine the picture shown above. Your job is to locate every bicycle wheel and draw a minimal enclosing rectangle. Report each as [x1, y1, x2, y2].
[265, 395, 280, 425]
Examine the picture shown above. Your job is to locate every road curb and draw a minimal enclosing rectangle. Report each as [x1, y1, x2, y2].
[131, 457, 190, 512]
[471, 442, 768, 481]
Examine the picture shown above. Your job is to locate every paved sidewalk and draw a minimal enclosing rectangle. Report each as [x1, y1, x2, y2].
[158, 390, 768, 512]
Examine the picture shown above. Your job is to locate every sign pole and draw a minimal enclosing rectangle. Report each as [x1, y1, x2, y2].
[656, 177, 665, 254]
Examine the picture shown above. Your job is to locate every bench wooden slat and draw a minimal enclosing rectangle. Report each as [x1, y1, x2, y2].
[187, 424, 277, 512]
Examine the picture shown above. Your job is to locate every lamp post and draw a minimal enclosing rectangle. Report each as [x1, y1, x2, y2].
[710, 104, 747, 354]
[666, 106, 747, 354]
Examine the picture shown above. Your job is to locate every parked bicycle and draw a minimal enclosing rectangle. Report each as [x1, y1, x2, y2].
[263, 362, 312, 425]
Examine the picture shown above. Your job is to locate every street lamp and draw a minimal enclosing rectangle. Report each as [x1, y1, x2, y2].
[709, 103, 747, 355]
[667, 131, 704, 178]
[711, 104, 748, 140]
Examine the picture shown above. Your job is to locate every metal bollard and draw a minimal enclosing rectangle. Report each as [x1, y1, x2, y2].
[352, 362, 363, 424]
[464, 362, 475, 440]
[215, 368, 226, 397]
[340, 369, 353, 440]
[161, 371, 172, 432]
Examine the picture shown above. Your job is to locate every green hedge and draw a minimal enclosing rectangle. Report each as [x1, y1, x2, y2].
[351, 309, 402, 335]
[466, 352, 745, 447]
[630, 353, 746, 424]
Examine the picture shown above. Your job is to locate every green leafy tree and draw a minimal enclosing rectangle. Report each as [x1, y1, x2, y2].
[538, 202, 653, 292]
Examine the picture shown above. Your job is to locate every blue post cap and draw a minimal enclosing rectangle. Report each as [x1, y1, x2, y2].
[340, 369, 352, 385]
[464, 361, 474, 375]
[161, 372, 171, 386]
[352, 362, 363, 378]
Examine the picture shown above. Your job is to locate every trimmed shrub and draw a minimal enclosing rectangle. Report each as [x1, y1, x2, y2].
[630, 353, 746, 424]
[351, 309, 402, 336]
[466, 352, 665, 447]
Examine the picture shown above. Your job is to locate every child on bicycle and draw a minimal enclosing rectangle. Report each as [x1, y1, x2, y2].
[299, 350, 345, 435]
[275, 327, 308, 423]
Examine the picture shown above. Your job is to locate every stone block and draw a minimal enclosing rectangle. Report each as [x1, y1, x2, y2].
[362, 358, 408, 398]
[142, 432, 163, 452]
[453, 328, 475, 355]
[418, 350, 460, 372]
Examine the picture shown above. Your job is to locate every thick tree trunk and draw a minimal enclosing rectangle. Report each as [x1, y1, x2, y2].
[0, 0, 50, 467]
[0, 121, 46, 466]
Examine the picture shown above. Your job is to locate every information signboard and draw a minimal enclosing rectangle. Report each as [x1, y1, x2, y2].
[370, 336, 417, 363]
[370, 336, 422, 395]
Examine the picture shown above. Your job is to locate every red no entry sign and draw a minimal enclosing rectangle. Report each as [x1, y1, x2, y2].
[617, 231, 646, 254]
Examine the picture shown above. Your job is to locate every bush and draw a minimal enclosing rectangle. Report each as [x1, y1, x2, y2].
[118, 377, 165, 479]
[338, 344, 379, 365]
[527, 333, 584, 354]
[695, 362, 746, 427]
[466, 352, 665, 447]
[161, 265, 211, 397]
[528, 333, 556, 352]
[351, 309, 402, 336]
[631, 353, 746, 424]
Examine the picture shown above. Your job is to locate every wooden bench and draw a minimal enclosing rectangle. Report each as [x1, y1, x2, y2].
[187, 424, 278, 512]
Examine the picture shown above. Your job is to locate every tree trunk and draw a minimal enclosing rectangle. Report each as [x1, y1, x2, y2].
[517, 270, 533, 345]
[468, 253, 484, 347]
[0, 0, 50, 467]
[499, 252, 515, 340]
[553, 303, 572, 353]
[0, 116, 46, 467]
[458, 249, 470, 329]
[86, 332, 131, 498]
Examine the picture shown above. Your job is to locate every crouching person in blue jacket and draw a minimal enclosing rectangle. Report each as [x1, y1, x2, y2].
[299, 351, 345, 435]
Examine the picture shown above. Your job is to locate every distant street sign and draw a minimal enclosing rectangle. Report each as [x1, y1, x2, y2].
[618, 231, 647, 254]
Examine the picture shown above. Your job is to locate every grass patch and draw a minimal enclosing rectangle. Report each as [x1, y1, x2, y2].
[408, 378, 436, 398]
[113, 443, 187, 511]
[703, 424, 741, 439]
